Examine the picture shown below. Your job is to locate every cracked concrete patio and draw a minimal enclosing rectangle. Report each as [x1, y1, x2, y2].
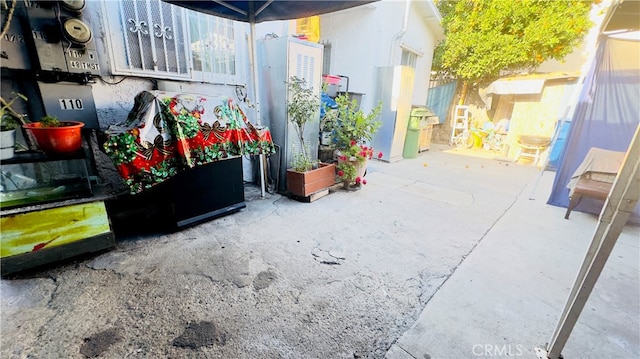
[1, 145, 637, 358]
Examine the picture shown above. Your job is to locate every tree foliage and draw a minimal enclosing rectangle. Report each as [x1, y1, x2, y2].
[434, 0, 593, 85]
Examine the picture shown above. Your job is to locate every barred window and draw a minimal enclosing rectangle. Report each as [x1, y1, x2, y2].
[102, 0, 239, 83]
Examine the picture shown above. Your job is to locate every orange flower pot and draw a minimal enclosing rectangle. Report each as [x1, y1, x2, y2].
[23, 121, 85, 155]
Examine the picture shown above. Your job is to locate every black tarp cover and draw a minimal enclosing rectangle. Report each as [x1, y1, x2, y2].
[547, 35, 640, 221]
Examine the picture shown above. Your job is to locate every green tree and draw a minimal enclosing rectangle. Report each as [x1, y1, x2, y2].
[434, 0, 593, 104]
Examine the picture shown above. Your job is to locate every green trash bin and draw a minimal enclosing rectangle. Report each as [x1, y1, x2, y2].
[403, 115, 421, 159]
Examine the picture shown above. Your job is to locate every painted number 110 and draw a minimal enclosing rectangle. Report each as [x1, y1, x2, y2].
[59, 98, 84, 110]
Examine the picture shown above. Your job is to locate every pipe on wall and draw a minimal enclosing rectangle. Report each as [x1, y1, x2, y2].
[388, 0, 411, 66]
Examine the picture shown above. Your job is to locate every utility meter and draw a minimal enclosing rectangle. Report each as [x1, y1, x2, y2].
[60, 0, 86, 12]
[26, 1, 99, 75]
[63, 18, 92, 45]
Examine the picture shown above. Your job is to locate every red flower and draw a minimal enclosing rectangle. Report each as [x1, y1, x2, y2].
[339, 155, 347, 161]
[377, 152, 383, 159]
[337, 170, 344, 177]
[350, 140, 357, 146]
[355, 176, 361, 184]
[362, 179, 367, 185]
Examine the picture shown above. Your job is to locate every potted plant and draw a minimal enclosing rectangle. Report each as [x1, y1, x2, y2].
[319, 103, 338, 147]
[23, 115, 85, 155]
[333, 94, 383, 189]
[285, 76, 336, 198]
[0, 93, 28, 160]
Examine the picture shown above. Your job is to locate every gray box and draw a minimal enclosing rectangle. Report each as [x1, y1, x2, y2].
[37, 82, 99, 129]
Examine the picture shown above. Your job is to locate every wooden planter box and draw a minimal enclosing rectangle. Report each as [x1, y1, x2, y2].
[286, 163, 336, 197]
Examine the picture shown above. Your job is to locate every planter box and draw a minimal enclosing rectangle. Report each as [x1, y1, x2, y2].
[286, 163, 336, 197]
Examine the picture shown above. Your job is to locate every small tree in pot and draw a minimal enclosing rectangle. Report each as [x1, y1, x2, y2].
[285, 76, 336, 198]
[287, 76, 318, 171]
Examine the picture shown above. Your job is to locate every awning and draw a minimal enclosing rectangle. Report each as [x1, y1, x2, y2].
[161, 1, 378, 23]
[479, 72, 579, 108]
[479, 79, 545, 108]
[484, 79, 545, 96]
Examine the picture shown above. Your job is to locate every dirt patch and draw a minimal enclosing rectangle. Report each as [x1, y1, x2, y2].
[252, 270, 277, 290]
[172, 321, 227, 349]
[79, 328, 122, 358]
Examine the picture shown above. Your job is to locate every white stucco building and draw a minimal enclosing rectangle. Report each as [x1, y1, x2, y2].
[319, 0, 443, 112]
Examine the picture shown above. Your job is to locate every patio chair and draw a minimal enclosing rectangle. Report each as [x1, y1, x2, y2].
[564, 147, 625, 219]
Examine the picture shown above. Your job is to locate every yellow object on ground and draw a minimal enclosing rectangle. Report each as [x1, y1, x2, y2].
[1, 201, 111, 258]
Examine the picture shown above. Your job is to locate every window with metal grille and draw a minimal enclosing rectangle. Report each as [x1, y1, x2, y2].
[102, 0, 238, 83]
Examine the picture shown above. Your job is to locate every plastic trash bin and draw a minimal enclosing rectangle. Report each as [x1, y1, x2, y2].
[403, 120, 421, 159]
[403, 107, 439, 159]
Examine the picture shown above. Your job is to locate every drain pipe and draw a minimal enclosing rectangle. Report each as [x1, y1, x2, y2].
[389, 0, 411, 66]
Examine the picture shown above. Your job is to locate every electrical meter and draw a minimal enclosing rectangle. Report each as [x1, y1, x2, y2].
[63, 18, 92, 45]
[59, 0, 86, 12]
[26, 1, 99, 75]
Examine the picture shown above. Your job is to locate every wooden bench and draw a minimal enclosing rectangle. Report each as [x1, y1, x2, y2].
[564, 178, 613, 219]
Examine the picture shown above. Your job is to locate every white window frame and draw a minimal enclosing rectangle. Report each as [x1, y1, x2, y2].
[101, 0, 244, 84]
[187, 11, 243, 84]
[400, 43, 423, 69]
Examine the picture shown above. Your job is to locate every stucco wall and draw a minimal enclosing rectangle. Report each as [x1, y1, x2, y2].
[501, 81, 574, 160]
[319, 1, 440, 113]
[402, 2, 438, 106]
[319, 2, 389, 112]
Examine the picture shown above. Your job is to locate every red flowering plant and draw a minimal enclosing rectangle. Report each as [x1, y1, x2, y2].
[336, 140, 383, 186]
[332, 95, 383, 187]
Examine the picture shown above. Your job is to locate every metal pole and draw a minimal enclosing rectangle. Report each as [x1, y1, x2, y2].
[249, 22, 266, 198]
[536, 124, 640, 359]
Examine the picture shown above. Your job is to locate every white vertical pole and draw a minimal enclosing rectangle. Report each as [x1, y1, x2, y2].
[249, 22, 266, 198]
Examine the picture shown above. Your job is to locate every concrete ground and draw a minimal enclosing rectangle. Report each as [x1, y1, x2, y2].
[1, 144, 638, 359]
[387, 150, 640, 359]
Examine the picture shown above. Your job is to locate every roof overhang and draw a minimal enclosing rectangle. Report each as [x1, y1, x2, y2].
[604, 0, 640, 33]
[415, 0, 444, 40]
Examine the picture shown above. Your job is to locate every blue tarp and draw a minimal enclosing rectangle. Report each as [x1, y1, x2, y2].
[547, 35, 640, 221]
[426, 81, 458, 124]
[547, 120, 571, 171]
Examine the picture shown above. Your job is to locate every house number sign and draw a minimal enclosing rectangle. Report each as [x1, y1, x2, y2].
[58, 98, 84, 110]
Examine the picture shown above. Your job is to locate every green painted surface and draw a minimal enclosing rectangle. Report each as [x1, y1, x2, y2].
[0, 202, 111, 258]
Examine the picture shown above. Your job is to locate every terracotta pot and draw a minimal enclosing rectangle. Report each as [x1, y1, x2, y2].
[23, 121, 85, 155]
[342, 180, 361, 191]
[337, 156, 367, 185]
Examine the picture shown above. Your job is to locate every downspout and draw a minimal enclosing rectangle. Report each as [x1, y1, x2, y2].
[389, 0, 411, 66]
